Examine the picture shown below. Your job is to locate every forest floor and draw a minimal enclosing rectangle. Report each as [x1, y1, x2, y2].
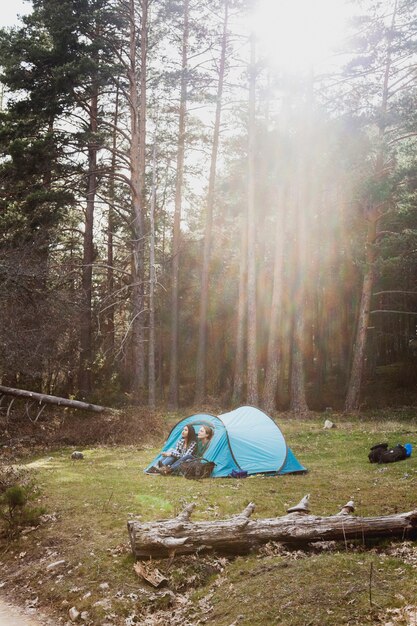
[1, 408, 417, 625]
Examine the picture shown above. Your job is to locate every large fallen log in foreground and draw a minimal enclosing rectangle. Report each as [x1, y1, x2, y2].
[127, 501, 417, 559]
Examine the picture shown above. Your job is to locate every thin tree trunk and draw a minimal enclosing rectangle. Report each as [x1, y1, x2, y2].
[168, 0, 189, 409]
[344, 236, 376, 411]
[338, 192, 354, 385]
[290, 313, 309, 415]
[344, 1, 397, 411]
[262, 187, 286, 413]
[288, 73, 315, 417]
[232, 212, 247, 404]
[246, 33, 258, 405]
[137, 0, 148, 391]
[30, 118, 55, 392]
[194, 0, 229, 404]
[148, 142, 157, 408]
[289, 175, 309, 416]
[78, 79, 98, 398]
[128, 0, 147, 403]
[105, 83, 120, 361]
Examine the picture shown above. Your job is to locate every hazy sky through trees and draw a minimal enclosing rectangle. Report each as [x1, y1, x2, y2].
[2, 0, 31, 27]
[2, 0, 353, 71]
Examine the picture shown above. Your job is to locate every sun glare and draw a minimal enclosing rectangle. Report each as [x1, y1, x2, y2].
[252, 0, 351, 73]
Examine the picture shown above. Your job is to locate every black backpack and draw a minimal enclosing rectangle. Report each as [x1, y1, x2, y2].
[379, 444, 407, 463]
[368, 443, 388, 463]
[369, 443, 407, 464]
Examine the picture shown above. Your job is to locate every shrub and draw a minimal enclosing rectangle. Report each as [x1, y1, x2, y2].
[0, 464, 44, 539]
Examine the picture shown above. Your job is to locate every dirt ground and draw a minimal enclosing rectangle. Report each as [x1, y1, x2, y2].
[0, 598, 50, 626]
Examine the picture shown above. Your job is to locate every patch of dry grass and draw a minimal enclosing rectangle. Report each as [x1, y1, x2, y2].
[200, 550, 417, 626]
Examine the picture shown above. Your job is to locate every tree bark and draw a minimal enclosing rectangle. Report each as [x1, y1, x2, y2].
[289, 179, 309, 416]
[168, 0, 189, 409]
[78, 76, 98, 398]
[232, 211, 247, 404]
[246, 33, 258, 405]
[137, 0, 148, 392]
[194, 0, 229, 404]
[128, 0, 147, 403]
[0, 385, 111, 412]
[344, 248, 375, 411]
[289, 78, 313, 416]
[104, 82, 120, 362]
[262, 186, 286, 413]
[290, 313, 309, 415]
[148, 142, 157, 408]
[127, 503, 417, 559]
[344, 1, 397, 412]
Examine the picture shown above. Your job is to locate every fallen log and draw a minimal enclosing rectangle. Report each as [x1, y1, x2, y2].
[0, 385, 112, 414]
[127, 500, 417, 559]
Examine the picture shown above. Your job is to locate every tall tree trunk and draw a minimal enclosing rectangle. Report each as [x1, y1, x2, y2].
[194, 0, 229, 404]
[78, 80, 98, 398]
[344, 1, 397, 412]
[148, 141, 157, 408]
[168, 0, 189, 409]
[290, 315, 309, 415]
[232, 212, 247, 404]
[246, 33, 258, 405]
[288, 73, 315, 417]
[289, 181, 309, 416]
[262, 187, 286, 413]
[30, 118, 55, 392]
[137, 0, 148, 391]
[337, 191, 355, 386]
[105, 83, 120, 362]
[344, 226, 376, 411]
[128, 0, 147, 403]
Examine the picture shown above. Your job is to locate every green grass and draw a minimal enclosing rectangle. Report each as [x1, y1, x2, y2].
[1, 413, 417, 625]
[203, 551, 417, 625]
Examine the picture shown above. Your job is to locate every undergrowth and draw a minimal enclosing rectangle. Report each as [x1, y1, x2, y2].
[0, 464, 44, 538]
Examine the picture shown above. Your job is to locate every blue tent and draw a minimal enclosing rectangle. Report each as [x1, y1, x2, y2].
[145, 406, 306, 477]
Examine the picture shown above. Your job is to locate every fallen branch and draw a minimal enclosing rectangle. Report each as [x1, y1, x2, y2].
[127, 499, 417, 559]
[0, 385, 113, 414]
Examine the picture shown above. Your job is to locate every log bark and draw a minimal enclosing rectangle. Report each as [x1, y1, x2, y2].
[127, 503, 417, 559]
[0, 385, 112, 413]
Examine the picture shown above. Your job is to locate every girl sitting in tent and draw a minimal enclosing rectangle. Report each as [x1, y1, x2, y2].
[153, 425, 197, 474]
[152, 424, 214, 475]
[196, 425, 213, 458]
